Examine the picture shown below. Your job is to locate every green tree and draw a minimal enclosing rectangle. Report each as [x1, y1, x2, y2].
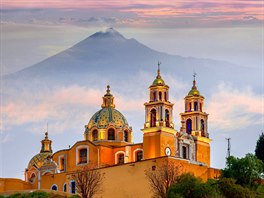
[221, 154, 264, 187]
[168, 173, 219, 198]
[255, 132, 264, 163]
[218, 178, 255, 198]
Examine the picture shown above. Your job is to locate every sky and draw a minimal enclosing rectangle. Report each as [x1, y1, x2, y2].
[0, 1, 263, 179]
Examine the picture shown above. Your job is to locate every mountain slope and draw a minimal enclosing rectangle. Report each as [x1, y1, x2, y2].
[4, 28, 259, 91]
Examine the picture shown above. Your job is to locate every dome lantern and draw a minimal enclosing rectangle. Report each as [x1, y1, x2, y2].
[40, 131, 52, 153]
[101, 85, 115, 108]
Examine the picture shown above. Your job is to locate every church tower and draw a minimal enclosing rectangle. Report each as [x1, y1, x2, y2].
[142, 63, 176, 159]
[180, 74, 211, 166]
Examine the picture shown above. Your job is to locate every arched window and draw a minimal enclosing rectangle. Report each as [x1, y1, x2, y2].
[108, 129, 115, 140]
[29, 173, 36, 183]
[164, 92, 167, 101]
[92, 130, 98, 141]
[51, 184, 58, 191]
[136, 150, 143, 162]
[153, 91, 156, 101]
[63, 183, 67, 192]
[189, 103, 192, 111]
[79, 148, 87, 164]
[186, 119, 192, 134]
[117, 153, 125, 164]
[150, 109, 156, 127]
[70, 181, 76, 194]
[124, 131, 128, 142]
[59, 155, 65, 171]
[165, 109, 170, 127]
[159, 91, 162, 101]
[201, 119, 205, 136]
[182, 146, 187, 159]
[194, 102, 198, 111]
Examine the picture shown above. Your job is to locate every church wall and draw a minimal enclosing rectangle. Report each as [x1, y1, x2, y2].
[143, 133, 161, 159]
[40, 172, 67, 192]
[195, 141, 210, 166]
[160, 132, 175, 157]
[93, 157, 219, 197]
[1, 157, 220, 196]
[99, 146, 115, 166]
[0, 178, 32, 192]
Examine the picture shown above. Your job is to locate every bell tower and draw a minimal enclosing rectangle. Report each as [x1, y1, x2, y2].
[180, 74, 211, 166]
[142, 63, 176, 159]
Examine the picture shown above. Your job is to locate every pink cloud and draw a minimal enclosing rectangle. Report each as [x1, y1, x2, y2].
[206, 83, 263, 131]
[2, 1, 263, 20]
[1, 85, 145, 134]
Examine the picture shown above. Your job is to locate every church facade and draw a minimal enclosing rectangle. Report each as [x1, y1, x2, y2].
[0, 66, 219, 197]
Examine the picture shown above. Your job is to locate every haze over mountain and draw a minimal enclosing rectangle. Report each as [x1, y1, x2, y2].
[4, 28, 259, 92]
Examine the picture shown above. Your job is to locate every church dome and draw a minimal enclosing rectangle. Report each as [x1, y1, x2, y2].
[86, 85, 129, 131]
[151, 63, 166, 86]
[87, 107, 128, 129]
[188, 88, 200, 96]
[27, 132, 53, 169]
[152, 77, 165, 86]
[187, 74, 202, 97]
[28, 152, 52, 169]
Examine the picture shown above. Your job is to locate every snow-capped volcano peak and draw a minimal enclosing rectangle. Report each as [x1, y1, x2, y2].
[89, 27, 126, 41]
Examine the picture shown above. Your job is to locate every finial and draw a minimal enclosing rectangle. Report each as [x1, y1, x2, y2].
[45, 131, 48, 139]
[106, 85, 111, 94]
[157, 62, 161, 78]
[192, 72, 197, 88]
[193, 72, 197, 80]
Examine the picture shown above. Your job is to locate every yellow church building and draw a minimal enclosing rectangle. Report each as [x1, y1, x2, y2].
[0, 66, 220, 197]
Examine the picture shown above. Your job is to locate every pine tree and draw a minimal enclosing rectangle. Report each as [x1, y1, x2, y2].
[255, 132, 264, 163]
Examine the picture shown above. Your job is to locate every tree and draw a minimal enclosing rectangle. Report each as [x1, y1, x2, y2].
[218, 178, 255, 198]
[168, 173, 219, 198]
[255, 132, 264, 163]
[145, 161, 182, 198]
[221, 154, 264, 187]
[71, 165, 104, 198]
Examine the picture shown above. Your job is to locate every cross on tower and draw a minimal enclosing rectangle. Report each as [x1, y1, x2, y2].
[193, 72, 197, 80]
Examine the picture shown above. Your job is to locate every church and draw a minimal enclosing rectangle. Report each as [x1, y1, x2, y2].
[0, 66, 219, 197]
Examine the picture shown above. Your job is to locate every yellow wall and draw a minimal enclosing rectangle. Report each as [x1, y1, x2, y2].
[39, 156, 220, 197]
[1, 157, 220, 197]
[40, 172, 67, 191]
[0, 178, 32, 192]
[196, 141, 210, 166]
[143, 133, 161, 158]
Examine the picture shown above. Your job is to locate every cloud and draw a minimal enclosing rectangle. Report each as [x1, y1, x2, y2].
[1, 85, 145, 134]
[206, 83, 263, 132]
[1, 1, 263, 28]
[2, 80, 262, 136]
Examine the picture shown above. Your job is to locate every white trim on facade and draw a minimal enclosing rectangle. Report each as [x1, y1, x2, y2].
[69, 180, 76, 194]
[115, 151, 125, 164]
[58, 154, 66, 172]
[63, 183, 67, 192]
[133, 148, 144, 162]
[76, 145, 89, 166]
[51, 184, 58, 191]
